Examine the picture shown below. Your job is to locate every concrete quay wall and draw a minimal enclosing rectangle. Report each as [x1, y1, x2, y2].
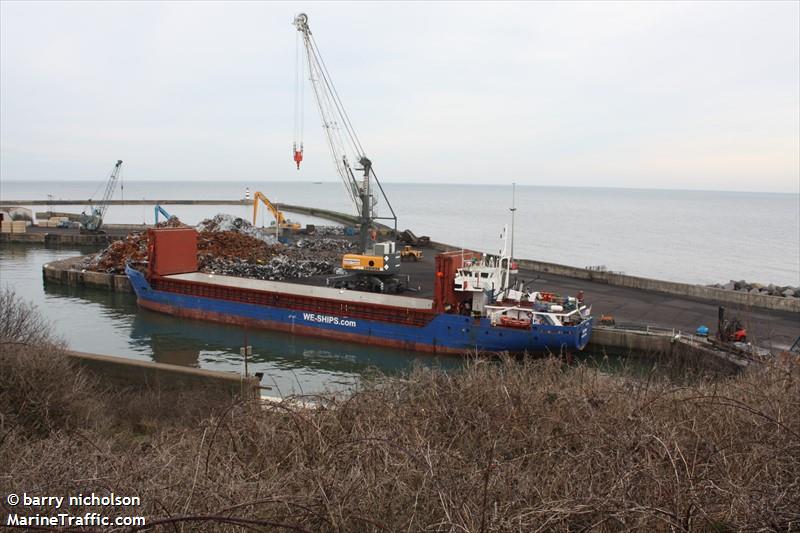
[67, 350, 259, 399]
[588, 327, 749, 374]
[43, 256, 132, 292]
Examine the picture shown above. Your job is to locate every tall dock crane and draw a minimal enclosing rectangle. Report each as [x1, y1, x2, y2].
[293, 13, 406, 292]
[79, 160, 123, 232]
[293, 13, 397, 255]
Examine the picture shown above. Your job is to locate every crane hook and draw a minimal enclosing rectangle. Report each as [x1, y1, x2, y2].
[293, 142, 303, 170]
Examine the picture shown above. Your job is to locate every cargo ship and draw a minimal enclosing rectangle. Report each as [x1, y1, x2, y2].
[126, 227, 593, 355]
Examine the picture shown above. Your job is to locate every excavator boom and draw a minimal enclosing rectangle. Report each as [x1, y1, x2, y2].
[252, 191, 299, 230]
[79, 159, 123, 232]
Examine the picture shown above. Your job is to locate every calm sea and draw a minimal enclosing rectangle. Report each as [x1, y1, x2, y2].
[3, 180, 797, 286]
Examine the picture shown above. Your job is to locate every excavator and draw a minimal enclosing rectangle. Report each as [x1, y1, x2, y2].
[79, 160, 123, 233]
[293, 13, 406, 292]
[154, 204, 172, 224]
[252, 191, 300, 230]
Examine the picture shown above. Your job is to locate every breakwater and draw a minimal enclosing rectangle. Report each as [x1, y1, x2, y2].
[514, 257, 799, 313]
[2, 199, 250, 206]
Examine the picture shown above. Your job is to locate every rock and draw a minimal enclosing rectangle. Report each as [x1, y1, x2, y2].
[749, 288, 761, 294]
[750, 282, 764, 290]
[782, 289, 795, 298]
[722, 281, 736, 290]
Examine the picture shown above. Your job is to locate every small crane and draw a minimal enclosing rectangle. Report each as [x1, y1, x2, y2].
[79, 160, 123, 232]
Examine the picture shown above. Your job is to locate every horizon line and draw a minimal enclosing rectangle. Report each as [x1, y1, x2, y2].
[2, 178, 798, 195]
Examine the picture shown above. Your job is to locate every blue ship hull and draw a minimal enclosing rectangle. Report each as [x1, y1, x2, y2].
[127, 267, 593, 355]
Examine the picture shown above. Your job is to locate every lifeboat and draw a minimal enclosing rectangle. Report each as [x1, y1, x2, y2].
[499, 316, 532, 329]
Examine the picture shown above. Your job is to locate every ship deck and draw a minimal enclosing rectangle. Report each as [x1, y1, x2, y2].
[165, 272, 434, 310]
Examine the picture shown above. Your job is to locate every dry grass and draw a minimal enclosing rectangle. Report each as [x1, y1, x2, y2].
[1, 289, 798, 532]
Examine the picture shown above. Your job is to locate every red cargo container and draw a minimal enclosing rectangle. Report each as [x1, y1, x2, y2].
[147, 228, 198, 277]
[433, 250, 480, 313]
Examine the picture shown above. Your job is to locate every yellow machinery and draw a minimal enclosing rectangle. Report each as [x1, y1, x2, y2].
[400, 245, 423, 261]
[342, 254, 386, 272]
[341, 242, 400, 273]
[252, 191, 300, 230]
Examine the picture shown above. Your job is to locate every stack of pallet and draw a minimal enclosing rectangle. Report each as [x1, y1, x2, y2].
[1, 220, 28, 233]
[39, 216, 69, 228]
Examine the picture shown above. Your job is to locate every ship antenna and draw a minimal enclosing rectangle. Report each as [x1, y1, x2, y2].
[509, 182, 516, 261]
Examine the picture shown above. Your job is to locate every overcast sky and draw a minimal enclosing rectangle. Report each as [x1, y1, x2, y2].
[1, 1, 798, 192]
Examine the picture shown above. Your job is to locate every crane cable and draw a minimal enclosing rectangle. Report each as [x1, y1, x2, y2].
[292, 31, 304, 169]
[309, 32, 364, 158]
[299, 29, 360, 209]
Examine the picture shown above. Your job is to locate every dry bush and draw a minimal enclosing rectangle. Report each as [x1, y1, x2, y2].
[1, 289, 797, 530]
[0, 288, 105, 437]
[0, 286, 56, 345]
[2, 353, 798, 532]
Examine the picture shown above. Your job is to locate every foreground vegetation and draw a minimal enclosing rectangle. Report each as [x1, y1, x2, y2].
[1, 288, 798, 531]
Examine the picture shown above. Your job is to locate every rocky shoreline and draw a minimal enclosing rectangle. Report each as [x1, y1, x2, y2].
[709, 280, 799, 299]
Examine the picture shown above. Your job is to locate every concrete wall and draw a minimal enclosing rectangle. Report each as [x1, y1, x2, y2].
[514, 257, 799, 313]
[0, 233, 46, 244]
[1, 232, 115, 245]
[428, 240, 798, 313]
[588, 327, 749, 374]
[43, 257, 132, 293]
[278, 204, 361, 226]
[67, 350, 260, 399]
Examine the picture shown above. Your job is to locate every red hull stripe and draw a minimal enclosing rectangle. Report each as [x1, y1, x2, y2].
[138, 299, 467, 355]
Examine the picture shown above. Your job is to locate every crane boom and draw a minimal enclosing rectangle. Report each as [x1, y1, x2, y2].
[98, 160, 123, 221]
[293, 13, 396, 254]
[79, 159, 123, 232]
[252, 191, 299, 229]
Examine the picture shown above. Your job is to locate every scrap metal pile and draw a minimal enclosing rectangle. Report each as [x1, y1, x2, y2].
[84, 214, 355, 281]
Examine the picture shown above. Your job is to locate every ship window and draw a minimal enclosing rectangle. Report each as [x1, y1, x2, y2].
[481, 273, 489, 278]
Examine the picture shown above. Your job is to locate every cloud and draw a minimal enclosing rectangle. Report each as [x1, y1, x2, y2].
[1, 1, 798, 192]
